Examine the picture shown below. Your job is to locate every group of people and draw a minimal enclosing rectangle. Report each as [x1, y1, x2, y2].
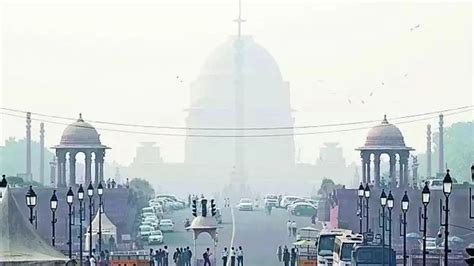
[223, 197, 231, 207]
[286, 220, 297, 237]
[85, 249, 111, 266]
[149, 246, 170, 266]
[276, 246, 297, 266]
[173, 247, 192, 266]
[221, 246, 244, 266]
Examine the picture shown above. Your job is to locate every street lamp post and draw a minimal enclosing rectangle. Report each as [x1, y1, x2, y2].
[25, 186, 37, 228]
[97, 182, 104, 254]
[379, 190, 387, 266]
[50, 190, 58, 246]
[66, 187, 74, 259]
[419, 182, 430, 266]
[441, 170, 453, 266]
[364, 184, 371, 233]
[87, 182, 94, 258]
[469, 164, 474, 219]
[358, 183, 364, 234]
[400, 191, 409, 266]
[386, 191, 394, 256]
[78, 184, 85, 266]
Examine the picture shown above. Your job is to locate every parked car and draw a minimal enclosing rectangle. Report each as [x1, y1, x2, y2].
[143, 216, 159, 228]
[280, 196, 302, 208]
[290, 202, 317, 217]
[147, 230, 164, 245]
[142, 212, 157, 220]
[238, 198, 254, 211]
[159, 219, 175, 232]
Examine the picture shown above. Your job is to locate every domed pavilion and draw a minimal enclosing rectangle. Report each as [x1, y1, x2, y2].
[53, 114, 110, 187]
[356, 115, 414, 188]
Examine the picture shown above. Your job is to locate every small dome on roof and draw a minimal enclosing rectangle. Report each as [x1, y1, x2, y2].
[60, 114, 101, 145]
[364, 115, 406, 147]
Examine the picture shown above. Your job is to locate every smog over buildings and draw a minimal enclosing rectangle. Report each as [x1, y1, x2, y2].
[0, 1, 472, 265]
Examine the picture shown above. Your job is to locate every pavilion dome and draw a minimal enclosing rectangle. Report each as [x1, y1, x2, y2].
[364, 115, 406, 147]
[60, 114, 101, 145]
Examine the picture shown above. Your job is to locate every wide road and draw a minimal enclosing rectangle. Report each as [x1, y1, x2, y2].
[146, 205, 315, 266]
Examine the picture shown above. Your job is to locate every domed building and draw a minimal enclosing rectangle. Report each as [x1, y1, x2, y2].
[185, 35, 295, 180]
[356, 115, 414, 188]
[53, 114, 110, 187]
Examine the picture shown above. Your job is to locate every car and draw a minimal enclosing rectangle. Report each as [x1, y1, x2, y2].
[238, 198, 253, 211]
[427, 179, 443, 190]
[280, 196, 303, 208]
[147, 230, 164, 245]
[156, 195, 187, 208]
[139, 225, 154, 240]
[264, 194, 279, 207]
[159, 219, 175, 232]
[144, 217, 159, 228]
[142, 206, 155, 215]
[419, 237, 441, 252]
[142, 212, 157, 220]
[290, 202, 317, 217]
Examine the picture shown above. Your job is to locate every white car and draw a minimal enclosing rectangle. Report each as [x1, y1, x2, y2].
[148, 230, 164, 245]
[139, 225, 154, 240]
[159, 219, 175, 232]
[264, 194, 279, 207]
[238, 198, 253, 211]
[142, 212, 157, 220]
[143, 216, 159, 228]
[280, 196, 302, 208]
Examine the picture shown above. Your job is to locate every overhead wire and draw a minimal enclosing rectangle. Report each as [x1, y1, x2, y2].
[0, 105, 472, 131]
[0, 107, 472, 138]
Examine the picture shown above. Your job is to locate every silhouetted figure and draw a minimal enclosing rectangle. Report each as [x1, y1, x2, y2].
[282, 248, 290, 266]
[276, 246, 282, 262]
[290, 248, 297, 266]
[203, 248, 212, 266]
[237, 246, 244, 266]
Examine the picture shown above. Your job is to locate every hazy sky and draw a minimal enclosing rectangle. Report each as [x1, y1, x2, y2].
[1, 0, 472, 166]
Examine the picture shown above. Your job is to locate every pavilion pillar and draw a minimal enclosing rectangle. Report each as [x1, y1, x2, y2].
[69, 152, 76, 186]
[389, 153, 396, 187]
[374, 153, 381, 188]
[85, 152, 92, 185]
[94, 154, 99, 186]
[399, 157, 404, 187]
[366, 156, 371, 184]
[61, 157, 67, 187]
[99, 161, 104, 183]
[403, 160, 409, 188]
[361, 152, 370, 184]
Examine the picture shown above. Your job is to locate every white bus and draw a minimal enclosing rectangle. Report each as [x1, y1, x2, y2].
[316, 229, 352, 265]
[333, 233, 363, 265]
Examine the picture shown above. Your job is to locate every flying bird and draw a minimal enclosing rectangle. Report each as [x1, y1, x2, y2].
[410, 24, 421, 31]
[369, 92, 374, 96]
[404, 73, 408, 77]
[381, 82, 385, 86]
[348, 99, 352, 104]
[361, 100, 366, 104]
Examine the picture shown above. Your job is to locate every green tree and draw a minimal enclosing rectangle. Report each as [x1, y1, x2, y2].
[5, 175, 44, 188]
[318, 178, 343, 197]
[129, 178, 155, 208]
[444, 122, 474, 182]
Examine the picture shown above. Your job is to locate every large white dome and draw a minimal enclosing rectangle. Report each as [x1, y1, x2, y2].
[199, 35, 283, 80]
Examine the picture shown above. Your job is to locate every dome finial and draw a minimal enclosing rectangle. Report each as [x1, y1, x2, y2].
[78, 113, 83, 122]
[382, 114, 388, 124]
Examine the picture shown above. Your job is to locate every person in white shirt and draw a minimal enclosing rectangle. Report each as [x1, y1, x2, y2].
[222, 247, 229, 266]
[286, 220, 292, 236]
[291, 221, 297, 237]
[237, 246, 244, 266]
[89, 256, 96, 266]
[230, 247, 237, 266]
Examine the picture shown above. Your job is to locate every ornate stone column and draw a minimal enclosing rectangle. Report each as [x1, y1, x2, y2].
[69, 152, 76, 186]
[56, 151, 66, 187]
[399, 156, 404, 188]
[94, 153, 99, 186]
[85, 151, 92, 185]
[366, 155, 372, 184]
[374, 152, 381, 188]
[99, 161, 104, 183]
[61, 157, 67, 187]
[389, 153, 396, 187]
[361, 156, 367, 184]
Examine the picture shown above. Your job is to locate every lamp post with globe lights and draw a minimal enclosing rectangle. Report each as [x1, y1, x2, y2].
[25, 186, 37, 228]
[50, 190, 58, 246]
[386, 191, 394, 255]
[419, 182, 430, 266]
[379, 190, 387, 265]
[87, 182, 94, 258]
[358, 183, 364, 234]
[364, 184, 371, 233]
[400, 191, 409, 266]
[440, 170, 453, 266]
[469, 164, 474, 219]
[78, 184, 85, 265]
[97, 182, 104, 253]
[66, 187, 74, 259]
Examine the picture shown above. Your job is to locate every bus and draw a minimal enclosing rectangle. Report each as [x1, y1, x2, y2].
[316, 229, 352, 265]
[351, 245, 396, 265]
[333, 233, 363, 265]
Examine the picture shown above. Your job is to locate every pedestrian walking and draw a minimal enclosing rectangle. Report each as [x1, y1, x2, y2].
[185, 247, 192, 266]
[179, 248, 185, 266]
[282, 248, 290, 266]
[291, 221, 297, 237]
[290, 248, 296, 266]
[237, 246, 243, 266]
[173, 248, 180, 266]
[222, 247, 229, 266]
[203, 248, 212, 266]
[286, 220, 292, 237]
[150, 249, 155, 266]
[230, 247, 236, 266]
[163, 246, 169, 266]
[276, 246, 282, 262]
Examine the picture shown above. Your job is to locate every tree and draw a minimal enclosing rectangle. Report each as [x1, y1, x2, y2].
[5, 175, 44, 188]
[444, 122, 474, 182]
[318, 178, 343, 197]
[129, 178, 155, 209]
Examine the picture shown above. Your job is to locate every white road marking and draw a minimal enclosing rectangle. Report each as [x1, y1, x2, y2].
[227, 206, 236, 266]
